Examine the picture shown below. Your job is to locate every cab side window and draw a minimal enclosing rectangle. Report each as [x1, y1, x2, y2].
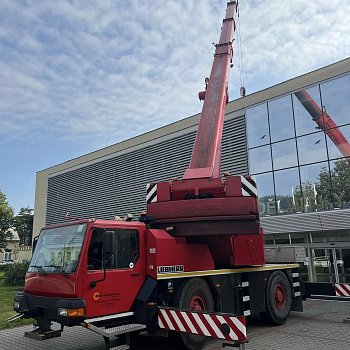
[87, 228, 139, 270]
[115, 230, 139, 268]
[87, 229, 104, 270]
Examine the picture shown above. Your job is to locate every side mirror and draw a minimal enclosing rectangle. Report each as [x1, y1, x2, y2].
[32, 236, 39, 256]
[103, 230, 115, 253]
[103, 254, 115, 269]
[103, 230, 115, 268]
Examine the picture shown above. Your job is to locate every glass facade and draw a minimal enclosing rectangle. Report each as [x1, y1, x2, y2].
[247, 73, 350, 217]
[265, 230, 350, 283]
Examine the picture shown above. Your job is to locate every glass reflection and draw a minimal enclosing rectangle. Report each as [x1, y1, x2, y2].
[255, 173, 276, 216]
[268, 95, 295, 142]
[246, 103, 269, 148]
[299, 162, 331, 212]
[271, 139, 298, 170]
[293, 85, 323, 136]
[274, 167, 302, 214]
[326, 124, 350, 160]
[329, 159, 350, 209]
[320, 74, 350, 128]
[297, 132, 327, 165]
[248, 145, 272, 174]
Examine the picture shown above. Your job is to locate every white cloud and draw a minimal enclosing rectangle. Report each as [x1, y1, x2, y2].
[232, 0, 350, 92]
[0, 0, 349, 152]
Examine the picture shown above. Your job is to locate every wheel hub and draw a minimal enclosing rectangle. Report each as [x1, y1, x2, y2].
[189, 295, 206, 311]
[273, 283, 286, 310]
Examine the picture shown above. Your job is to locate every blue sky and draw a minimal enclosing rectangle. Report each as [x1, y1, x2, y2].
[0, 0, 349, 214]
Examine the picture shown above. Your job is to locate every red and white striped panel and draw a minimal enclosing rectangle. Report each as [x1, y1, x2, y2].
[158, 308, 247, 343]
[335, 283, 350, 297]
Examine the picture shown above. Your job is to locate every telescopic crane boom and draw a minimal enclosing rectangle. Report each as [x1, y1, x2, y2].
[183, 1, 237, 180]
[147, 0, 265, 266]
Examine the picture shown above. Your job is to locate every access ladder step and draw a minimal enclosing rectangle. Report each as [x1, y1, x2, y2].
[85, 322, 146, 337]
[104, 323, 146, 336]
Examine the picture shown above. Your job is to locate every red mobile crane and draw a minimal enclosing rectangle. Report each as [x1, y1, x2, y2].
[11, 2, 302, 349]
[294, 89, 350, 164]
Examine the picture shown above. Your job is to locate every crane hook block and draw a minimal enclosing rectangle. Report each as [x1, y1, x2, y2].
[198, 78, 210, 101]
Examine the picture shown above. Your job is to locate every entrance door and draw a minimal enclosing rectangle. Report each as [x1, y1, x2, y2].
[313, 248, 347, 283]
[338, 249, 350, 283]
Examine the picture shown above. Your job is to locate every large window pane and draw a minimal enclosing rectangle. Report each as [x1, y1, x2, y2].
[329, 159, 350, 210]
[255, 173, 276, 216]
[299, 162, 330, 212]
[248, 145, 272, 174]
[246, 103, 269, 148]
[297, 132, 327, 165]
[274, 167, 302, 214]
[320, 74, 350, 128]
[326, 124, 350, 161]
[293, 86, 323, 136]
[268, 95, 295, 142]
[271, 139, 298, 170]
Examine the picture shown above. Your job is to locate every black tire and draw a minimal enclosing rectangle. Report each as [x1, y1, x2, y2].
[174, 278, 214, 350]
[260, 271, 292, 325]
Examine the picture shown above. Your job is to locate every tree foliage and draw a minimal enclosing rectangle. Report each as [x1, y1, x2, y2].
[257, 159, 350, 215]
[291, 159, 350, 212]
[3, 262, 30, 286]
[0, 190, 14, 249]
[318, 158, 350, 207]
[14, 207, 34, 246]
[292, 180, 320, 213]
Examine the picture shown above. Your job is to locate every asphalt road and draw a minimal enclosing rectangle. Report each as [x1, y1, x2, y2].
[1, 299, 350, 350]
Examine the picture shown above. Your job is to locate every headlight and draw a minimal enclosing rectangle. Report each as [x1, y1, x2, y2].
[58, 308, 84, 317]
[13, 301, 20, 309]
[58, 308, 68, 316]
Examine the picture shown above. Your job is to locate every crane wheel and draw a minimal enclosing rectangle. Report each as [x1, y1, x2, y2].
[174, 277, 214, 350]
[260, 271, 292, 325]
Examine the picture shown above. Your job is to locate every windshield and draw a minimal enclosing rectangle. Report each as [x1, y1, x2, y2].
[29, 223, 87, 274]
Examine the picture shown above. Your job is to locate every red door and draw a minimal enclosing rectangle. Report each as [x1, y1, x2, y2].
[83, 225, 146, 318]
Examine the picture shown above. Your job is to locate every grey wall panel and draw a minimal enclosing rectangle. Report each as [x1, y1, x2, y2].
[261, 208, 350, 235]
[319, 209, 350, 231]
[261, 212, 323, 234]
[46, 114, 248, 225]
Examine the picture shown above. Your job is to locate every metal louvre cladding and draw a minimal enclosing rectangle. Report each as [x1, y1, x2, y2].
[260, 208, 350, 235]
[46, 114, 247, 225]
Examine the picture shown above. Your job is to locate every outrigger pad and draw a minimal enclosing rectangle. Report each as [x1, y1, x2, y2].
[24, 329, 62, 341]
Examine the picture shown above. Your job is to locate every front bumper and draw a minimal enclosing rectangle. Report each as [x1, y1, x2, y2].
[14, 290, 86, 326]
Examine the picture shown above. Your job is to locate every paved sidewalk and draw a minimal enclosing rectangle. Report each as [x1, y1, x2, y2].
[245, 299, 350, 350]
[0, 299, 349, 349]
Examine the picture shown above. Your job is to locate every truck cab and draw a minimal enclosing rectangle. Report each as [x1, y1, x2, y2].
[15, 219, 147, 329]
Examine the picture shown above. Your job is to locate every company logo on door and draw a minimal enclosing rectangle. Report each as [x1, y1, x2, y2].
[157, 265, 184, 274]
[93, 291, 120, 301]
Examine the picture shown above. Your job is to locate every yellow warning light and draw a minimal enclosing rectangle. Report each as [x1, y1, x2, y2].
[67, 308, 85, 317]
[58, 307, 85, 317]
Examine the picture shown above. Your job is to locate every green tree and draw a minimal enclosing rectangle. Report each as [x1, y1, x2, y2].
[291, 181, 321, 213]
[14, 207, 34, 246]
[0, 190, 14, 249]
[317, 159, 350, 208]
[278, 194, 303, 214]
